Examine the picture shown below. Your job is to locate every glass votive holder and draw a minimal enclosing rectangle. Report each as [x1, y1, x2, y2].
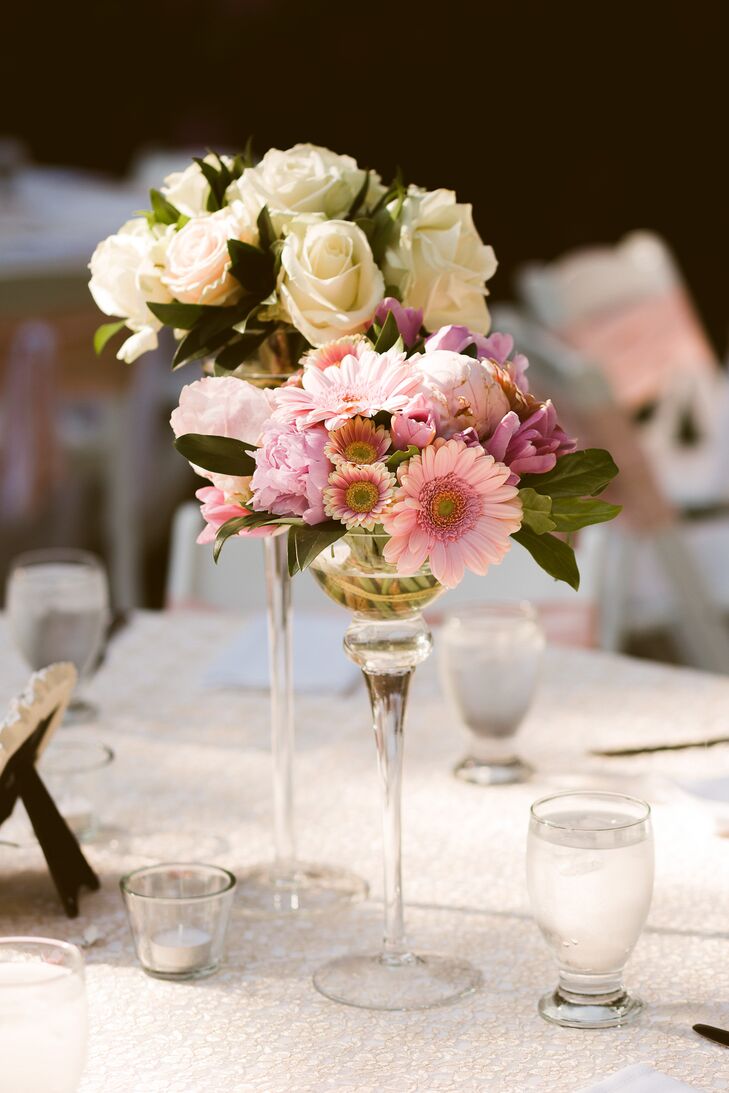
[120, 863, 236, 981]
[0, 937, 87, 1093]
[39, 737, 115, 842]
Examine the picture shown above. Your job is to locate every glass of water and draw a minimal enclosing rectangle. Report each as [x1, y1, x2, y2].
[527, 790, 654, 1028]
[6, 549, 109, 723]
[0, 937, 87, 1092]
[439, 602, 545, 785]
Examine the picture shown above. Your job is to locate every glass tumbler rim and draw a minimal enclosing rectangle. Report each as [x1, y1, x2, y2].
[0, 936, 85, 985]
[41, 739, 115, 775]
[8, 547, 105, 572]
[442, 600, 540, 627]
[530, 789, 651, 832]
[120, 862, 237, 902]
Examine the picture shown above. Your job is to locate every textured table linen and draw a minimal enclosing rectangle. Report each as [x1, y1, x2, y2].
[1, 611, 729, 1093]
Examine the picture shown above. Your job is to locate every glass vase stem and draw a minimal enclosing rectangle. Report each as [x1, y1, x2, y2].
[365, 670, 412, 957]
[263, 534, 296, 867]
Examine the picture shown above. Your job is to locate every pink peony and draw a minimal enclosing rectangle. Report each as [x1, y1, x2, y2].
[382, 439, 523, 588]
[250, 421, 331, 525]
[195, 486, 279, 544]
[414, 350, 510, 441]
[273, 347, 422, 430]
[426, 326, 530, 393]
[485, 403, 576, 479]
[170, 376, 274, 495]
[374, 298, 423, 348]
[390, 394, 436, 450]
[323, 461, 396, 529]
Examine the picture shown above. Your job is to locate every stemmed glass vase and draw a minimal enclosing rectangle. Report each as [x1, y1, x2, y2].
[235, 530, 369, 913]
[309, 531, 482, 1009]
[229, 339, 368, 913]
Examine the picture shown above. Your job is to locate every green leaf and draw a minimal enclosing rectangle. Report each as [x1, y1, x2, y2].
[512, 526, 580, 590]
[373, 308, 401, 353]
[287, 522, 347, 576]
[386, 445, 418, 473]
[213, 325, 275, 370]
[147, 301, 208, 329]
[227, 239, 275, 297]
[213, 516, 249, 563]
[174, 433, 257, 477]
[346, 169, 370, 219]
[256, 205, 276, 251]
[239, 511, 305, 530]
[519, 449, 619, 499]
[518, 488, 556, 534]
[170, 300, 258, 368]
[150, 188, 181, 225]
[549, 497, 622, 532]
[193, 157, 224, 211]
[93, 320, 126, 355]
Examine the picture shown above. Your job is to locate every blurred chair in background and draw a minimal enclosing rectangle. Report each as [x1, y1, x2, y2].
[494, 302, 729, 673]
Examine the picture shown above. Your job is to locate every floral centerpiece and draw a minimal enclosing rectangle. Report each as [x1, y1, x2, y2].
[90, 142, 621, 1009]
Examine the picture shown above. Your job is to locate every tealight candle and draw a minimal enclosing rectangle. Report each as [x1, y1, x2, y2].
[120, 863, 236, 981]
[149, 925, 213, 975]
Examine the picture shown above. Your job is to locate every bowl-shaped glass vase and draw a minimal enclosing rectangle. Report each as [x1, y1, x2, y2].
[309, 531, 482, 1011]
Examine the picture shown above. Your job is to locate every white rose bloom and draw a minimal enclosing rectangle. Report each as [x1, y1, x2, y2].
[161, 154, 234, 217]
[384, 188, 497, 334]
[88, 218, 174, 363]
[229, 144, 381, 230]
[161, 203, 256, 307]
[277, 217, 385, 347]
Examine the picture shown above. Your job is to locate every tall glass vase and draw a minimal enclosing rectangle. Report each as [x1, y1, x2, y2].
[236, 533, 369, 912]
[309, 532, 482, 1008]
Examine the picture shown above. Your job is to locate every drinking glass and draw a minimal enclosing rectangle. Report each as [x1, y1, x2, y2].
[6, 549, 109, 723]
[0, 937, 87, 1092]
[439, 602, 545, 785]
[527, 790, 654, 1028]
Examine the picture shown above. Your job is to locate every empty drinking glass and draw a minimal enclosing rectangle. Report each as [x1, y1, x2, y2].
[6, 549, 109, 723]
[439, 602, 545, 785]
[527, 790, 654, 1028]
[0, 937, 87, 1093]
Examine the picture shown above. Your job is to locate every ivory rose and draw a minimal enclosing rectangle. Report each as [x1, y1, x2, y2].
[162, 204, 255, 306]
[88, 218, 174, 363]
[161, 154, 233, 217]
[384, 189, 497, 333]
[230, 144, 382, 230]
[277, 218, 385, 346]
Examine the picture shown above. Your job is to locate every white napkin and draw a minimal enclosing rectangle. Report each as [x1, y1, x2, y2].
[202, 612, 360, 695]
[580, 1064, 701, 1093]
[675, 775, 729, 835]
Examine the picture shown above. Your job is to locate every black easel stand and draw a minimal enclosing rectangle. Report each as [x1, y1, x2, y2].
[0, 713, 99, 917]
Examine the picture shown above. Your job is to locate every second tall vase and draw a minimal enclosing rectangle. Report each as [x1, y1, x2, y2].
[236, 534, 368, 913]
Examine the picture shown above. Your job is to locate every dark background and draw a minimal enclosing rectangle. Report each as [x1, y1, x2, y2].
[5, 0, 727, 345]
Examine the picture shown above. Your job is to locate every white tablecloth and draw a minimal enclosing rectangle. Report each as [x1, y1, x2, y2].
[2, 612, 729, 1093]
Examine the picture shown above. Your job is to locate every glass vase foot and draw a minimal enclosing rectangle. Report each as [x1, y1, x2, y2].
[236, 861, 368, 914]
[313, 950, 482, 1011]
[63, 698, 99, 725]
[454, 756, 531, 786]
[538, 986, 643, 1028]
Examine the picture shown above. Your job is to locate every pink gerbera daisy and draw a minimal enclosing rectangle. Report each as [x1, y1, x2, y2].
[325, 416, 391, 466]
[323, 461, 396, 529]
[381, 439, 523, 588]
[301, 336, 369, 371]
[273, 348, 422, 430]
